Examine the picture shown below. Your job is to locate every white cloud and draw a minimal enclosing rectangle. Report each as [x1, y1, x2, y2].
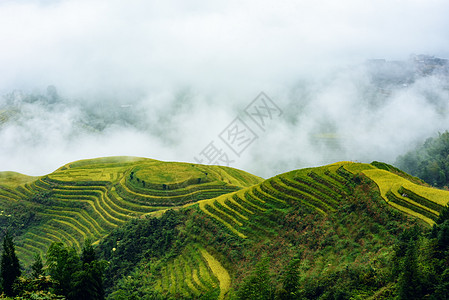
[0, 0, 449, 177]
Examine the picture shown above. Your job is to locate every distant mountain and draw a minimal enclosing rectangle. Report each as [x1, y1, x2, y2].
[366, 54, 449, 88]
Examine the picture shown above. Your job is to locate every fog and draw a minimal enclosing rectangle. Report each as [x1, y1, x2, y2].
[1, 0, 449, 178]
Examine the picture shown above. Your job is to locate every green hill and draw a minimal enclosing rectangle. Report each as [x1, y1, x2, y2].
[1, 158, 449, 298]
[96, 160, 449, 299]
[0, 156, 262, 265]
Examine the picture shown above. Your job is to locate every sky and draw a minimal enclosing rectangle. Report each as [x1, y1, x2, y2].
[1, 0, 449, 178]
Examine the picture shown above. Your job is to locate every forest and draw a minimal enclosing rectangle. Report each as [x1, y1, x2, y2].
[396, 131, 449, 188]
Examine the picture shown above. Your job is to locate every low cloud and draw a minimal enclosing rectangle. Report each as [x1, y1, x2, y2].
[1, 0, 449, 177]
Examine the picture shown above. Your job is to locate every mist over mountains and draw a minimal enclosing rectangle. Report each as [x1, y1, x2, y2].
[1, 55, 448, 177]
[1, 0, 449, 177]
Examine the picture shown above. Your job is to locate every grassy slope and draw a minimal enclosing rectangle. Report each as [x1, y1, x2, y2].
[345, 162, 449, 225]
[99, 160, 449, 299]
[0, 156, 262, 265]
[2, 158, 449, 298]
[0, 172, 37, 188]
[194, 161, 447, 241]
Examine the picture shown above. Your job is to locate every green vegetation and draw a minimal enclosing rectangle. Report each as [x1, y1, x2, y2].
[386, 205, 449, 299]
[1, 157, 449, 298]
[201, 247, 231, 299]
[362, 168, 442, 225]
[92, 161, 449, 299]
[46, 241, 105, 300]
[396, 130, 449, 188]
[1, 231, 21, 297]
[0, 157, 261, 266]
[0, 235, 105, 299]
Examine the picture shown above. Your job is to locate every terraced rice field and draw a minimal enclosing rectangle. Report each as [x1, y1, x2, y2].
[197, 161, 449, 240]
[3, 157, 449, 298]
[358, 168, 449, 225]
[153, 244, 228, 298]
[0, 157, 262, 265]
[198, 163, 353, 239]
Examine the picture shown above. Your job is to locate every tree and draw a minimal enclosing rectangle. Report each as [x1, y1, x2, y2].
[81, 240, 96, 265]
[237, 257, 273, 300]
[396, 131, 449, 188]
[0, 231, 21, 296]
[430, 205, 449, 257]
[72, 240, 105, 300]
[391, 226, 420, 277]
[278, 258, 300, 299]
[431, 268, 449, 300]
[46, 241, 105, 300]
[398, 239, 421, 299]
[46, 242, 81, 299]
[436, 204, 449, 225]
[427, 210, 449, 298]
[31, 253, 44, 279]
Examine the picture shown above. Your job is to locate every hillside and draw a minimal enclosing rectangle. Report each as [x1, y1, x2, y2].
[1, 158, 449, 298]
[0, 156, 262, 265]
[95, 160, 449, 299]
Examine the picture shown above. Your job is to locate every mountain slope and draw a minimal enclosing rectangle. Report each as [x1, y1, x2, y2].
[2, 158, 449, 298]
[0, 156, 262, 265]
[96, 160, 449, 298]
[193, 161, 448, 240]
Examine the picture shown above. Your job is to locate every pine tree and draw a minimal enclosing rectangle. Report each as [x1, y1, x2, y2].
[46, 241, 105, 300]
[280, 258, 300, 299]
[398, 239, 421, 299]
[0, 231, 21, 296]
[31, 253, 44, 279]
[237, 258, 273, 300]
[46, 242, 81, 299]
[81, 240, 96, 265]
[436, 204, 449, 225]
[72, 241, 105, 300]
